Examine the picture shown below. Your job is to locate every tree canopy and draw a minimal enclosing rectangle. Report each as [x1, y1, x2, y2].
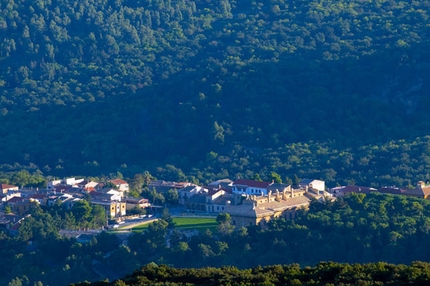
[0, 0, 429, 187]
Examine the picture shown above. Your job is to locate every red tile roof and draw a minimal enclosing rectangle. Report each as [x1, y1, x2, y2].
[0, 184, 18, 190]
[110, 179, 128, 185]
[234, 179, 272, 189]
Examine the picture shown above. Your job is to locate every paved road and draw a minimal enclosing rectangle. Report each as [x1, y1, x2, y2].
[59, 229, 103, 238]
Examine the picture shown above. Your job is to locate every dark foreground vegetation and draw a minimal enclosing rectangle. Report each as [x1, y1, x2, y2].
[4, 193, 430, 285]
[77, 261, 430, 286]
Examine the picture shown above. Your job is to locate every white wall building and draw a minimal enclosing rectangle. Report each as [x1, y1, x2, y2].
[232, 179, 273, 196]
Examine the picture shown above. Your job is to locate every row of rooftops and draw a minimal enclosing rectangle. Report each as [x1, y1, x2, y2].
[328, 181, 430, 198]
[0, 178, 131, 212]
[150, 178, 325, 191]
[0, 178, 144, 233]
[5, 176, 430, 208]
[4, 175, 430, 233]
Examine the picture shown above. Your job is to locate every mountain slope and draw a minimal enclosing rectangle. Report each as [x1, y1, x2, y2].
[0, 0, 430, 181]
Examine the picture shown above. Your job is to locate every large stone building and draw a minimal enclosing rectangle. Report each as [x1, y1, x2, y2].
[225, 187, 324, 228]
[185, 189, 232, 213]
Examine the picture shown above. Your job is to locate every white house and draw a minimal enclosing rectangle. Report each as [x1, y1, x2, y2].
[232, 179, 273, 196]
[109, 179, 129, 192]
[65, 177, 84, 186]
[97, 188, 123, 201]
[299, 179, 325, 193]
[47, 177, 85, 189]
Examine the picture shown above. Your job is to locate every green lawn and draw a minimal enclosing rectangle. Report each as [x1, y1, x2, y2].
[132, 217, 218, 233]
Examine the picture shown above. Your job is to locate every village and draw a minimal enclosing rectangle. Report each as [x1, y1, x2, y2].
[1, 176, 430, 237]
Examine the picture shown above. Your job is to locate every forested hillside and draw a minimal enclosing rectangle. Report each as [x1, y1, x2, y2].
[1, 0, 430, 185]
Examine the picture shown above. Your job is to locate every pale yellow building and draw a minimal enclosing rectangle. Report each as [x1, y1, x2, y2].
[225, 188, 322, 228]
[91, 200, 126, 218]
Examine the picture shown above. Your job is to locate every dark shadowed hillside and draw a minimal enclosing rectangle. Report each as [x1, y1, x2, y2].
[1, 0, 430, 185]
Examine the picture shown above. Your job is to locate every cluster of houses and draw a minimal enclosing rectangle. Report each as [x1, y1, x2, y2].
[2, 174, 430, 235]
[0, 178, 149, 235]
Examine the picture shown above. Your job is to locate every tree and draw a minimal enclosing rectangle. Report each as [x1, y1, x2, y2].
[284, 177, 293, 185]
[71, 200, 92, 228]
[294, 174, 301, 186]
[216, 213, 231, 224]
[213, 121, 225, 143]
[165, 188, 179, 205]
[11, 170, 31, 188]
[271, 171, 282, 183]
[128, 205, 146, 215]
[129, 174, 144, 192]
[161, 208, 176, 229]
[63, 212, 76, 230]
[146, 219, 169, 251]
[147, 188, 165, 206]
[127, 189, 141, 198]
[104, 181, 118, 190]
[197, 243, 215, 260]
[7, 276, 29, 286]
[174, 241, 190, 253]
[216, 213, 235, 236]
[254, 173, 263, 181]
[90, 204, 107, 228]
[18, 217, 35, 241]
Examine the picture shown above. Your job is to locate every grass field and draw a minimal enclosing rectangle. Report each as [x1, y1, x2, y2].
[132, 217, 218, 233]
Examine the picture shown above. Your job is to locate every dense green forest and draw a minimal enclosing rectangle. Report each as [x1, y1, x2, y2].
[78, 261, 430, 286]
[5, 193, 430, 285]
[1, 0, 430, 187]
